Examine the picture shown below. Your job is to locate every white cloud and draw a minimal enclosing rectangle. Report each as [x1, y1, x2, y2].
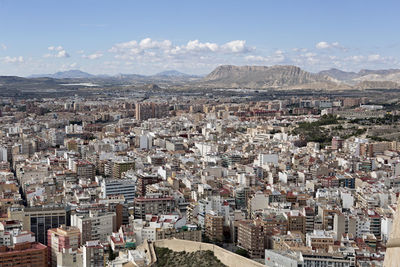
[139, 38, 172, 50]
[110, 38, 173, 58]
[62, 62, 77, 69]
[245, 55, 268, 61]
[109, 38, 252, 61]
[221, 40, 251, 53]
[3, 56, 24, 63]
[82, 52, 103, 60]
[345, 55, 365, 62]
[245, 50, 286, 64]
[315, 41, 344, 50]
[304, 52, 317, 57]
[316, 41, 330, 49]
[367, 54, 381, 62]
[1, 44, 7, 51]
[185, 40, 219, 52]
[45, 46, 70, 58]
[292, 48, 308, 53]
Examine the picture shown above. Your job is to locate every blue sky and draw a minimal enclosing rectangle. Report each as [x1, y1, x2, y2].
[0, 0, 399, 76]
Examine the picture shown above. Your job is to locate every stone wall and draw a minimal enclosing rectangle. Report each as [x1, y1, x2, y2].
[383, 197, 400, 266]
[153, 239, 267, 267]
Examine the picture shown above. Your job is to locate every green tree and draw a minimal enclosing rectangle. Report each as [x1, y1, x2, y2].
[235, 248, 249, 258]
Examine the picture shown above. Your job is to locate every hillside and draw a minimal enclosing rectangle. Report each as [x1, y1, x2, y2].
[202, 65, 335, 89]
[29, 70, 95, 79]
[319, 68, 400, 85]
[154, 247, 226, 267]
[318, 68, 359, 82]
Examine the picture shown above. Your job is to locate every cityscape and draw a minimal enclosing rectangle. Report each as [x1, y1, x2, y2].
[1, 1, 400, 267]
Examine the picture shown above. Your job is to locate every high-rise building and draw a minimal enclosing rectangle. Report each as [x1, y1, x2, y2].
[101, 178, 136, 203]
[72, 160, 95, 180]
[235, 187, 251, 209]
[136, 173, 161, 197]
[304, 207, 315, 233]
[205, 212, 224, 242]
[71, 210, 115, 244]
[322, 208, 340, 231]
[82, 240, 106, 267]
[135, 103, 153, 121]
[112, 160, 135, 179]
[135, 102, 169, 121]
[133, 194, 175, 219]
[237, 219, 266, 259]
[8, 206, 68, 246]
[287, 210, 306, 234]
[333, 213, 357, 241]
[0, 146, 8, 162]
[47, 226, 81, 267]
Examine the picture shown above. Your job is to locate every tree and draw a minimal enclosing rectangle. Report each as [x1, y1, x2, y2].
[235, 248, 249, 258]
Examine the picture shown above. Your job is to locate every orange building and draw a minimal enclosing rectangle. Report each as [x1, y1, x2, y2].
[0, 237, 47, 266]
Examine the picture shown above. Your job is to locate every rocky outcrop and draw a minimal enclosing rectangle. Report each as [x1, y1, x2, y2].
[202, 65, 332, 89]
[318, 68, 359, 82]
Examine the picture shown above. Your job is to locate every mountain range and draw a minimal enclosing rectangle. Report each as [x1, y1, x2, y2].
[28, 69, 198, 79]
[200, 65, 400, 89]
[2, 66, 400, 92]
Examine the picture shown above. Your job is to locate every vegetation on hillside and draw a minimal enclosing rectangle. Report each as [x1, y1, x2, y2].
[292, 114, 339, 144]
[154, 247, 226, 267]
[292, 114, 370, 145]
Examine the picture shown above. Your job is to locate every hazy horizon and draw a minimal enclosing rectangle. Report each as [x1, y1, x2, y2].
[1, 0, 400, 76]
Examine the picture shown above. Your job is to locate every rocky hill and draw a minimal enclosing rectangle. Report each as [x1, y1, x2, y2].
[154, 247, 226, 267]
[202, 65, 336, 89]
[198, 65, 400, 89]
[318, 68, 359, 82]
[319, 68, 400, 85]
[29, 70, 96, 79]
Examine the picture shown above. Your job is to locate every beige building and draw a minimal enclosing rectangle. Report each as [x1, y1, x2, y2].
[48, 226, 81, 267]
[71, 211, 116, 243]
[306, 230, 335, 252]
[204, 212, 224, 242]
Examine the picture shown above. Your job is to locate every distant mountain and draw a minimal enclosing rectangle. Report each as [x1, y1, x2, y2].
[318, 68, 359, 82]
[16, 65, 400, 91]
[355, 80, 400, 89]
[27, 69, 201, 82]
[154, 70, 193, 77]
[29, 70, 95, 79]
[319, 68, 400, 85]
[202, 65, 336, 89]
[358, 69, 400, 76]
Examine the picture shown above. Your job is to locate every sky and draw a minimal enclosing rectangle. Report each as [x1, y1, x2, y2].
[0, 0, 400, 76]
